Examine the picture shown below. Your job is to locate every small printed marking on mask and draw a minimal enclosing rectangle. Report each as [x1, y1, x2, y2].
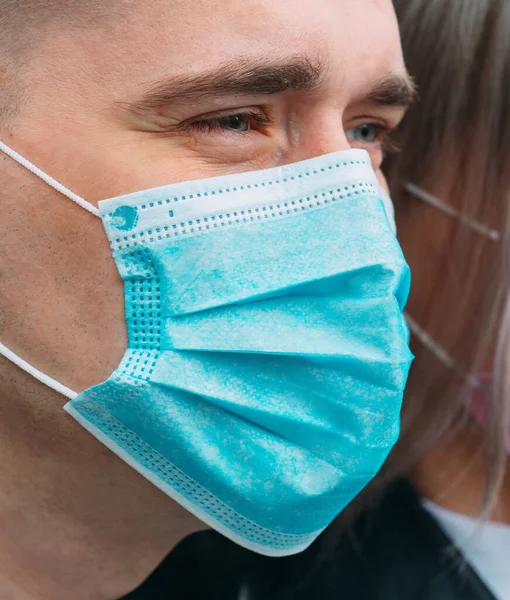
[110, 206, 139, 231]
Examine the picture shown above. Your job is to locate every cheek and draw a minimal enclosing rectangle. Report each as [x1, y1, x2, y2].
[376, 169, 390, 194]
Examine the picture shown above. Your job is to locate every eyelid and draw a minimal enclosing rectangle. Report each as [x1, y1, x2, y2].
[346, 104, 407, 131]
[346, 122, 389, 142]
[345, 122, 401, 161]
[346, 119, 389, 131]
[185, 107, 273, 129]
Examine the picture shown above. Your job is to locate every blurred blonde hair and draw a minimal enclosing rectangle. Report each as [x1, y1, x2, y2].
[382, 0, 510, 509]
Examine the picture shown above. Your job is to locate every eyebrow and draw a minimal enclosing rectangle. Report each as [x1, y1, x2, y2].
[123, 58, 417, 119]
[366, 74, 418, 108]
[126, 57, 325, 116]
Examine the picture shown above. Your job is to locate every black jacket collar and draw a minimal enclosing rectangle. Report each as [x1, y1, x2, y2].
[122, 481, 496, 600]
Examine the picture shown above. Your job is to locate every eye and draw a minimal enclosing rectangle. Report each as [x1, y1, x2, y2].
[346, 123, 382, 144]
[186, 110, 271, 135]
[215, 114, 251, 132]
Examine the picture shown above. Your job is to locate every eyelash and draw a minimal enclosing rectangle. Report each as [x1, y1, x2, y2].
[344, 124, 401, 162]
[379, 127, 400, 156]
[379, 128, 401, 155]
[185, 110, 272, 134]
[183, 110, 401, 156]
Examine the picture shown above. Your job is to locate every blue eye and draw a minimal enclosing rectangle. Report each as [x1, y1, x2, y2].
[346, 123, 380, 144]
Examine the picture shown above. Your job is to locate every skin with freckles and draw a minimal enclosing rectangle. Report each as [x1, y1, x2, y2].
[0, 1, 412, 598]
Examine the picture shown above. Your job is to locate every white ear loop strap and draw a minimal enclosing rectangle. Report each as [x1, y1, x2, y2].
[0, 341, 78, 399]
[0, 140, 90, 398]
[0, 140, 100, 217]
[405, 183, 500, 242]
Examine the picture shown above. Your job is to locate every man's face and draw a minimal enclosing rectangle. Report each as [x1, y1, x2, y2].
[0, 3, 413, 591]
[8, 0, 411, 202]
[1, 0, 413, 394]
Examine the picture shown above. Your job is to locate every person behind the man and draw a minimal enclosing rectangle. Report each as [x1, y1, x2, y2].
[0, 1, 414, 598]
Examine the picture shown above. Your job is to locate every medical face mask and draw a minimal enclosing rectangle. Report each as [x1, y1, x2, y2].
[405, 184, 509, 453]
[0, 141, 412, 556]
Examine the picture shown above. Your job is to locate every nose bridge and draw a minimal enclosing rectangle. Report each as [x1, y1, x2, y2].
[281, 111, 352, 164]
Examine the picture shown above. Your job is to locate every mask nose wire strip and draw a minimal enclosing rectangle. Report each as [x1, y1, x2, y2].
[0, 341, 78, 400]
[0, 141, 100, 217]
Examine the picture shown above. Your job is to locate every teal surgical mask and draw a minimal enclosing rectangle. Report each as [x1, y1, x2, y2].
[0, 141, 412, 556]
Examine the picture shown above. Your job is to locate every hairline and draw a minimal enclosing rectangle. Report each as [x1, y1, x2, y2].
[0, 1, 127, 127]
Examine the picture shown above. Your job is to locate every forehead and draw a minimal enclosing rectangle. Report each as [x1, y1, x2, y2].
[61, 0, 404, 99]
